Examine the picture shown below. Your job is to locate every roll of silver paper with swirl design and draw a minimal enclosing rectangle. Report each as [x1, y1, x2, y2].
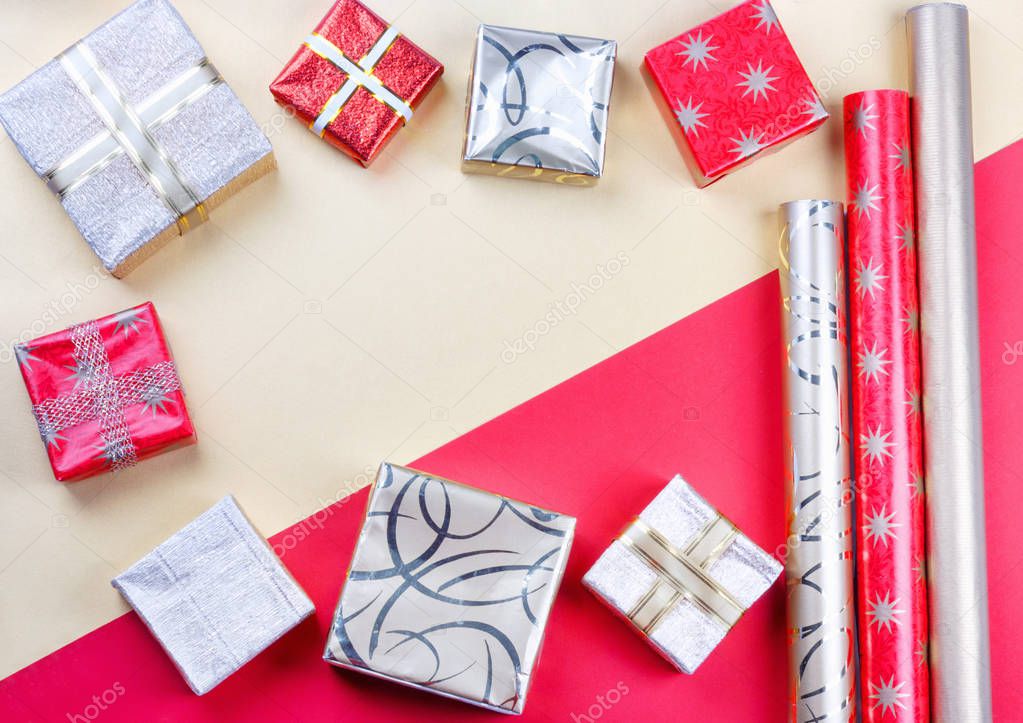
[779, 200, 856, 723]
[908, 4, 992, 721]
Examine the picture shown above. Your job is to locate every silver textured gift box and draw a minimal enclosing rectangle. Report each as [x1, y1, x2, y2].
[461, 24, 616, 185]
[112, 495, 314, 695]
[582, 475, 781, 674]
[324, 463, 575, 715]
[0, 0, 274, 277]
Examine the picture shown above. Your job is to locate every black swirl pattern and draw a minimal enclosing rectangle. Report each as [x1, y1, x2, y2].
[324, 463, 575, 714]
[463, 24, 616, 178]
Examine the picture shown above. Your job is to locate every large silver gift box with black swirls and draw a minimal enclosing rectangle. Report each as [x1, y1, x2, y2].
[582, 474, 781, 674]
[0, 0, 274, 278]
[323, 463, 576, 715]
[461, 24, 616, 185]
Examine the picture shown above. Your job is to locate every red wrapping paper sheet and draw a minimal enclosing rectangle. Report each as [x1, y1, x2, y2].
[644, 0, 827, 186]
[844, 90, 928, 722]
[14, 302, 195, 482]
[3, 138, 1023, 720]
[269, 0, 443, 166]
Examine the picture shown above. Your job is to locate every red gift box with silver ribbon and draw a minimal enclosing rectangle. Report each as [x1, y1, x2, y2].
[269, 0, 443, 166]
[15, 302, 195, 482]
[644, 0, 827, 186]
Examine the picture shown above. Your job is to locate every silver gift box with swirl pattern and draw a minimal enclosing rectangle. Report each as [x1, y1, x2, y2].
[323, 463, 575, 714]
[461, 24, 617, 185]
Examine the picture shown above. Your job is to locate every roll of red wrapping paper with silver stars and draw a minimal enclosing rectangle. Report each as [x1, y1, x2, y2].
[779, 200, 857, 723]
[844, 89, 929, 723]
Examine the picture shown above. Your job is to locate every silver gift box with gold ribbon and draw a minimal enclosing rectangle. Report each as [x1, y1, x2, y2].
[583, 475, 781, 673]
[0, 0, 274, 277]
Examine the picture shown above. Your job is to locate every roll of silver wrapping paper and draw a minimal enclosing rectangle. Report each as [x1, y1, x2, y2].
[779, 200, 857, 723]
[907, 4, 993, 721]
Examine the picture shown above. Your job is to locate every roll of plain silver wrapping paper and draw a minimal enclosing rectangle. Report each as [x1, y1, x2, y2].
[908, 4, 993, 721]
[779, 200, 856, 723]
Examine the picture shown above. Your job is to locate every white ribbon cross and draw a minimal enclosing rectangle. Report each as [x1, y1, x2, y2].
[304, 27, 412, 136]
[52, 42, 221, 234]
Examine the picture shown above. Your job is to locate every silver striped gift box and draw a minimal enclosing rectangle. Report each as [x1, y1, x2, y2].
[112, 495, 314, 695]
[0, 0, 274, 277]
[583, 474, 781, 674]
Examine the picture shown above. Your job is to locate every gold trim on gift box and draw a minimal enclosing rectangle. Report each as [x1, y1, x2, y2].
[110, 151, 276, 278]
[303, 27, 411, 137]
[620, 515, 746, 634]
[460, 158, 597, 186]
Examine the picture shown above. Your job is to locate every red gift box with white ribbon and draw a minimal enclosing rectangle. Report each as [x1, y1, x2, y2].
[269, 0, 443, 166]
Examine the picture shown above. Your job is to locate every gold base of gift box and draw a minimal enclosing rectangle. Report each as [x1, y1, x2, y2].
[111, 151, 278, 278]
[460, 158, 597, 186]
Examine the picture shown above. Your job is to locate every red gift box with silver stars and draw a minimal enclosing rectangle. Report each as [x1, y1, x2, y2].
[15, 302, 195, 482]
[269, 0, 443, 167]
[644, 0, 827, 186]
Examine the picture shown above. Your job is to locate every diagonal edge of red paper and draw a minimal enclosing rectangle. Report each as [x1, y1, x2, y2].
[4, 139, 1023, 722]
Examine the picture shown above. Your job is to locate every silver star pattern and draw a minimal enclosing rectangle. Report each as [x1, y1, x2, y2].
[65, 359, 96, 389]
[896, 223, 915, 252]
[861, 424, 896, 465]
[802, 95, 828, 121]
[94, 439, 131, 467]
[750, 1, 780, 33]
[141, 384, 176, 416]
[113, 307, 148, 336]
[737, 60, 779, 103]
[852, 100, 879, 136]
[864, 503, 901, 547]
[911, 471, 926, 499]
[913, 553, 927, 583]
[915, 638, 928, 667]
[852, 180, 883, 218]
[675, 31, 718, 71]
[730, 127, 766, 159]
[854, 257, 887, 299]
[906, 389, 922, 417]
[674, 96, 709, 136]
[43, 428, 69, 450]
[858, 340, 892, 385]
[869, 674, 908, 717]
[902, 305, 919, 335]
[15, 343, 41, 371]
[891, 141, 912, 172]
[867, 591, 905, 633]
